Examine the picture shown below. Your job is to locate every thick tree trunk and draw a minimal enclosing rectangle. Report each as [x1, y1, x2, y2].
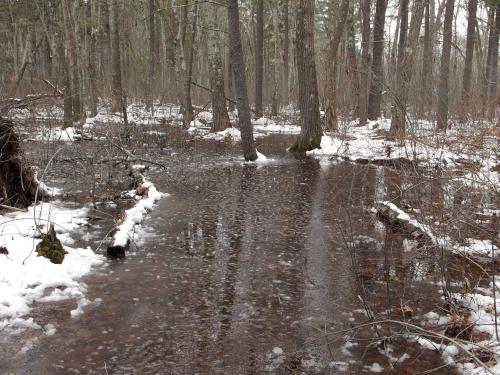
[323, 0, 350, 131]
[367, 0, 388, 120]
[147, 0, 158, 110]
[227, 0, 257, 161]
[390, 0, 425, 134]
[289, 0, 322, 152]
[436, 0, 455, 130]
[461, 0, 477, 112]
[420, 0, 432, 116]
[108, 0, 125, 115]
[0, 117, 38, 209]
[254, 0, 264, 117]
[358, 0, 371, 124]
[208, 3, 231, 132]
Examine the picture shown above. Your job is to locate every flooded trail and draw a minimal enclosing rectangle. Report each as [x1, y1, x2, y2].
[2, 135, 458, 374]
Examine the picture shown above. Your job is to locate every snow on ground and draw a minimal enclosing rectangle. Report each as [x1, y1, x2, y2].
[112, 180, 166, 248]
[0, 202, 105, 333]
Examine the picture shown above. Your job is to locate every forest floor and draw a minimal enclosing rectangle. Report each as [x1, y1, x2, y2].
[0, 103, 499, 374]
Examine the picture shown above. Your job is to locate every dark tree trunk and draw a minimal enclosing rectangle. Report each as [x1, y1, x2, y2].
[108, 0, 124, 115]
[147, 0, 158, 110]
[227, 0, 257, 161]
[420, 0, 432, 115]
[289, 0, 322, 152]
[436, 0, 455, 130]
[0, 117, 38, 209]
[367, 0, 388, 120]
[282, 0, 290, 105]
[486, 5, 499, 119]
[358, 0, 371, 124]
[255, 0, 264, 117]
[461, 0, 477, 110]
[86, 0, 98, 117]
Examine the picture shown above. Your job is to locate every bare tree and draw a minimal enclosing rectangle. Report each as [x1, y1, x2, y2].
[358, 0, 371, 125]
[227, 0, 257, 161]
[461, 0, 477, 111]
[290, 0, 322, 152]
[255, 0, 264, 117]
[108, 0, 124, 115]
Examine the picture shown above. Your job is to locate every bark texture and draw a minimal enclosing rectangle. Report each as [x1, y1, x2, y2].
[108, 0, 124, 114]
[358, 0, 371, 125]
[290, 0, 322, 152]
[254, 0, 264, 117]
[227, 0, 257, 161]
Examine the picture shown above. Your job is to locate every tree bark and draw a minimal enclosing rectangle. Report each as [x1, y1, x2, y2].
[227, 0, 257, 161]
[323, 0, 350, 131]
[289, 0, 322, 152]
[436, 0, 455, 130]
[255, 0, 264, 117]
[108, 0, 125, 115]
[147, 0, 158, 110]
[486, 5, 499, 119]
[367, 0, 388, 120]
[282, 0, 290, 105]
[358, 0, 371, 124]
[460, 0, 477, 112]
[420, 0, 432, 116]
[207, 3, 231, 132]
[86, 0, 98, 117]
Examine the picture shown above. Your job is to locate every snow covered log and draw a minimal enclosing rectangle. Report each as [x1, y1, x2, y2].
[0, 117, 38, 208]
[373, 201, 434, 243]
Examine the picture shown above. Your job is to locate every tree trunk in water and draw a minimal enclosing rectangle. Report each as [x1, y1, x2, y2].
[282, 0, 290, 106]
[62, 0, 83, 122]
[436, 0, 455, 130]
[227, 0, 257, 161]
[290, 0, 322, 152]
[0, 117, 38, 209]
[358, 0, 371, 124]
[255, 0, 264, 117]
[367, 0, 388, 120]
[108, 0, 125, 115]
[486, 5, 499, 119]
[460, 0, 477, 114]
[208, 3, 231, 132]
[324, 0, 350, 131]
[86, 0, 98, 117]
[390, 0, 425, 134]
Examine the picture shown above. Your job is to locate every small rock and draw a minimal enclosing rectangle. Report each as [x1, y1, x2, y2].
[36, 224, 65, 264]
[0, 246, 8, 255]
[107, 245, 126, 258]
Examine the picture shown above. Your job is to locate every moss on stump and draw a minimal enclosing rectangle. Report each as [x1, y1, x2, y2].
[36, 224, 65, 264]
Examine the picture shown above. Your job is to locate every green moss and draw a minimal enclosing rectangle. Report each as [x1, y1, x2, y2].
[36, 235, 65, 264]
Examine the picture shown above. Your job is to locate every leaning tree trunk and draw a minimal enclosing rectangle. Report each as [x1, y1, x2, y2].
[207, 2, 231, 132]
[367, 0, 388, 120]
[289, 0, 322, 152]
[436, 0, 455, 130]
[0, 117, 38, 209]
[227, 0, 258, 161]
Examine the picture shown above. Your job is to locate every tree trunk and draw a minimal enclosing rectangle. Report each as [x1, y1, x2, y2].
[486, 5, 499, 119]
[62, 0, 83, 122]
[147, 0, 158, 110]
[289, 0, 322, 152]
[254, 0, 264, 117]
[436, 0, 455, 130]
[0, 117, 38, 209]
[282, 0, 290, 105]
[227, 0, 257, 161]
[460, 0, 477, 113]
[420, 0, 432, 116]
[86, 0, 98, 117]
[358, 0, 371, 124]
[108, 0, 124, 115]
[208, 3, 231, 132]
[367, 0, 388, 120]
[323, 0, 350, 131]
[390, 0, 425, 134]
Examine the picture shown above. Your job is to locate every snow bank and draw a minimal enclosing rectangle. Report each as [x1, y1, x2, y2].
[112, 180, 166, 247]
[0, 202, 105, 332]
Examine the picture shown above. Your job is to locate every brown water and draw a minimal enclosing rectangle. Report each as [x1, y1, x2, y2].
[1, 133, 461, 374]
